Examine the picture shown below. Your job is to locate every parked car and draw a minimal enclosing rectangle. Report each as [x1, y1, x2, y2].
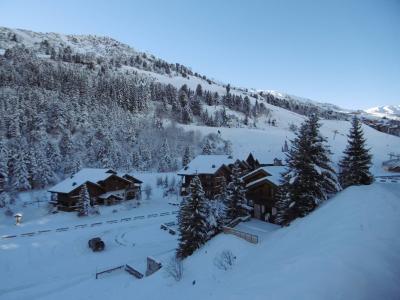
[88, 237, 105, 252]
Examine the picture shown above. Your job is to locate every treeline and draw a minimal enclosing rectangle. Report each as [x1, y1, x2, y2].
[259, 92, 349, 120]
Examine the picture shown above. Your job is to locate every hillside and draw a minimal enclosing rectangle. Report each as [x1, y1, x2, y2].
[365, 105, 400, 120]
[0, 26, 399, 199]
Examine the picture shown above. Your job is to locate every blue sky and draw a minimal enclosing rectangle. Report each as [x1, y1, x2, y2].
[0, 0, 399, 109]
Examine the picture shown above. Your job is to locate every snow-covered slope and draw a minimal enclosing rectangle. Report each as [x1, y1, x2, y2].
[2, 182, 398, 300]
[365, 105, 400, 120]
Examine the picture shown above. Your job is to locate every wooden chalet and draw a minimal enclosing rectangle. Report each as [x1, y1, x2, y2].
[48, 168, 142, 212]
[177, 153, 263, 198]
[241, 165, 286, 222]
[178, 155, 237, 198]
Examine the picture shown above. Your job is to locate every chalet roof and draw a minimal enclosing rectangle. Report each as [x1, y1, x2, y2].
[98, 189, 125, 200]
[48, 168, 116, 194]
[117, 172, 143, 184]
[177, 155, 236, 176]
[244, 166, 286, 187]
[264, 166, 286, 185]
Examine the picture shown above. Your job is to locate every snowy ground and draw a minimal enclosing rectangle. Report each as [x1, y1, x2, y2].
[1, 181, 399, 300]
[1, 104, 400, 300]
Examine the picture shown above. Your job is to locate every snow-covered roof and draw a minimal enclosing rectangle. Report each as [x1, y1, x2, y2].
[98, 189, 125, 200]
[263, 166, 286, 185]
[48, 168, 115, 194]
[177, 155, 236, 175]
[244, 166, 286, 187]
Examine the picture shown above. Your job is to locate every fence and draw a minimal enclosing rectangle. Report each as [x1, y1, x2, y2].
[375, 175, 400, 183]
[222, 226, 259, 244]
[95, 265, 124, 279]
[1, 210, 179, 240]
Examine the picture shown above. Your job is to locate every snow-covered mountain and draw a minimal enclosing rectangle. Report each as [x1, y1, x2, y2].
[0, 25, 399, 192]
[365, 105, 400, 120]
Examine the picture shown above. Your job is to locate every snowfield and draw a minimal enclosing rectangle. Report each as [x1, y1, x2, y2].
[1, 182, 399, 300]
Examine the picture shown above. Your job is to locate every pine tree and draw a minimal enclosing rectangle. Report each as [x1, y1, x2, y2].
[11, 143, 31, 191]
[0, 141, 9, 189]
[225, 162, 250, 220]
[182, 146, 192, 167]
[77, 184, 90, 216]
[158, 139, 173, 172]
[177, 176, 209, 258]
[202, 139, 213, 155]
[212, 176, 228, 227]
[195, 84, 203, 97]
[281, 115, 339, 221]
[273, 184, 294, 226]
[339, 116, 373, 188]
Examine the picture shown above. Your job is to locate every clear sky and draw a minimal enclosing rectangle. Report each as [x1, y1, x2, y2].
[0, 0, 399, 109]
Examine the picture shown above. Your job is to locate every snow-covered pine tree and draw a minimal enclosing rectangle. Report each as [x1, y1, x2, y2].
[77, 184, 90, 216]
[225, 162, 251, 220]
[0, 140, 9, 190]
[339, 116, 373, 188]
[11, 142, 31, 191]
[158, 139, 173, 172]
[0, 191, 11, 208]
[273, 184, 294, 226]
[202, 139, 212, 155]
[210, 176, 228, 230]
[182, 146, 192, 167]
[176, 176, 209, 258]
[281, 115, 339, 221]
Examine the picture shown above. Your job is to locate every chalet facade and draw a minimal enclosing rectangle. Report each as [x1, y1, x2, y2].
[241, 165, 286, 222]
[178, 155, 236, 198]
[177, 153, 266, 199]
[178, 153, 286, 224]
[48, 168, 142, 212]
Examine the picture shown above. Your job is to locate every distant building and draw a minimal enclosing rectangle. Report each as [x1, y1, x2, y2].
[48, 168, 142, 212]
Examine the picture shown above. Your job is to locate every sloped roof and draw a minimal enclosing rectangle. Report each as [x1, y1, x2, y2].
[263, 166, 286, 185]
[244, 165, 286, 187]
[48, 168, 115, 194]
[177, 155, 235, 176]
[98, 189, 125, 200]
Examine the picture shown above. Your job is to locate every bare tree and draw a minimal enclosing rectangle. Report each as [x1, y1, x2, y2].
[165, 256, 183, 281]
[144, 184, 152, 200]
[214, 250, 236, 270]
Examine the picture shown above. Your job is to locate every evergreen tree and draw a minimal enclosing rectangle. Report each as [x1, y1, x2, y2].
[11, 143, 31, 191]
[0, 191, 11, 208]
[273, 184, 294, 226]
[202, 139, 213, 155]
[158, 139, 173, 172]
[281, 115, 339, 222]
[0, 141, 9, 189]
[339, 116, 373, 188]
[182, 146, 192, 167]
[225, 162, 250, 220]
[177, 176, 209, 258]
[77, 184, 90, 216]
[212, 176, 228, 227]
[195, 84, 203, 97]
